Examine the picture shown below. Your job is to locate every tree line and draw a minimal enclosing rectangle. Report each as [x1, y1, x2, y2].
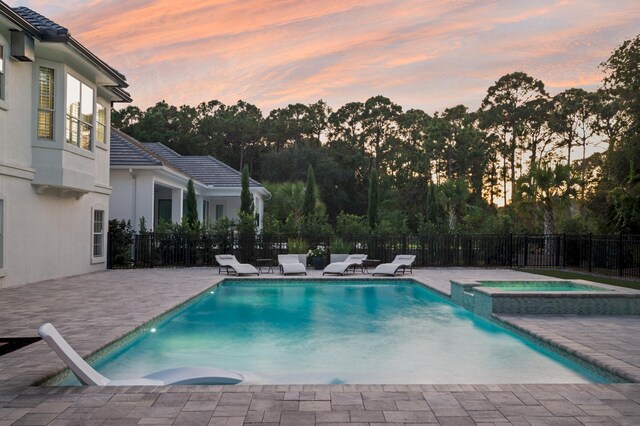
[112, 34, 640, 236]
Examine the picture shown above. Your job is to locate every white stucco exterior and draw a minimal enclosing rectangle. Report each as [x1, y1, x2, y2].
[109, 166, 268, 232]
[0, 10, 129, 287]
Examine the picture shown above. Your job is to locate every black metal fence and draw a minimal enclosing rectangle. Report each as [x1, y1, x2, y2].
[107, 233, 640, 279]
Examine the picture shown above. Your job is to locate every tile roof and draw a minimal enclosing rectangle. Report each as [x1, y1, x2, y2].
[110, 129, 263, 188]
[11, 6, 69, 41]
[110, 129, 163, 167]
[4, 4, 130, 100]
[144, 143, 262, 188]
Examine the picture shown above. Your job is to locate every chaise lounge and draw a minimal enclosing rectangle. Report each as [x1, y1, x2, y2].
[278, 254, 307, 275]
[38, 323, 243, 386]
[322, 254, 368, 276]
[372, 254, 416, 276]
[215, 254, 260, 276]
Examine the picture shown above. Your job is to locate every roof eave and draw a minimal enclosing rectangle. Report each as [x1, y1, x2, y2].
[1, 4, 130, 100]
[68, 37, 128, 89]
[0, 3, 41, 38]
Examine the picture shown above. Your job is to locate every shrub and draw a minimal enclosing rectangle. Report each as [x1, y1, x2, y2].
[330, 238, 353, 254]
[288, 238, 308, 254]
[108, 219, 134, 266]
[336, 213, 369, 237]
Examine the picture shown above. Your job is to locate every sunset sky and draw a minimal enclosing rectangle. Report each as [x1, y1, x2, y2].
[10, 0, 640, 114]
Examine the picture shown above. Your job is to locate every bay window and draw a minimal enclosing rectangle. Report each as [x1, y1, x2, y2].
[65, 74, 94, 150]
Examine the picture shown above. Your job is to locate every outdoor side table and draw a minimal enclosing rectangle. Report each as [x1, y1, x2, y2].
[256, 258, 274, 274]
[362, 259, 381, 273]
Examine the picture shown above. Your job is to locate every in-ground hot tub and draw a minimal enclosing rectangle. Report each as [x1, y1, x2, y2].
[451, 280, 640, 316]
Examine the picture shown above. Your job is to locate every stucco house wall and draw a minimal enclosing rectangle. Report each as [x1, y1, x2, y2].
[109, 131, 269, 232]
[0, 5, 129, 287]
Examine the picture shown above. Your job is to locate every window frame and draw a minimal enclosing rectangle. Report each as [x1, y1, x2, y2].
[37, 66, 56, 140]
[65, 73, 95, 151]
[91, 207, 106, 263]
[95, 102, 107, 146]
[0, 43, 6, 103]
[215, 204, 224, 221]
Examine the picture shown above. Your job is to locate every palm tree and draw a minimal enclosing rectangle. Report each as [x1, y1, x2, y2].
[437, 179, 470, 233]
[516, 163, 576, 253]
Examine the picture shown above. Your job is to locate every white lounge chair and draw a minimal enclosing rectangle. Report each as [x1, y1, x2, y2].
[278, 254, 307, 275]
[322, 254, 368, 276]
[372, 255, 416, 276]
[215, 254, 259, 276]
[38, 323, 243, 386]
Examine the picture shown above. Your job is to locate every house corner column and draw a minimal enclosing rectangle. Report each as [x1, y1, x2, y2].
[135, 175, 154, 232]
[256, 195, 264, 231]
[196, 195, 204, 223]
[171, 188, 183, 224]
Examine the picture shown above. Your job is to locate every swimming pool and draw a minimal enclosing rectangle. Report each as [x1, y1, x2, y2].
[56, 279, 611, 385]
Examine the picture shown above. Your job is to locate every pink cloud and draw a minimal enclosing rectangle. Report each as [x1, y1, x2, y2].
[8, 0, 638, 113]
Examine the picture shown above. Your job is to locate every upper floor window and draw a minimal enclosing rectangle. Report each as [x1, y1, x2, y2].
[66, 75, 94, 150]
[0, 44, 5, 100]
[96, 103, 107, 144]
[37, 67, 55, 139]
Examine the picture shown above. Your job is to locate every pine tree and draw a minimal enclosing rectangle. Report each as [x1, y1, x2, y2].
[185, 179, 199, 231]
[367, 168, 379, 231]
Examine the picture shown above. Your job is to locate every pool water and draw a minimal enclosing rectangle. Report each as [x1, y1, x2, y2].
[477, 281, 605, 292]
[60, 280, 609, 384]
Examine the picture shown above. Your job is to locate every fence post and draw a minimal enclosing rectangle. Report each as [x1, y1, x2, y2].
[524, 233, 528, 267]
[588, 233, 592, 273]
[562, 233, 566, 268]
[619, 233, 623, 277]
[509, 233, 513, 268]
[185, 235, 190, 267]
[555, 234, 561, 267]
[149, 234, 155, 268]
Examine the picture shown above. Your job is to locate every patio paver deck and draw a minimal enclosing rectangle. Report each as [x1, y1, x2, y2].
[0, 267, 639, 425]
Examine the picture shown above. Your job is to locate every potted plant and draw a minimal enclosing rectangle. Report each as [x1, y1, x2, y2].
[330, 238, 353, 263]
[288, 238, 308, 266]
[308, 246, 328, 270]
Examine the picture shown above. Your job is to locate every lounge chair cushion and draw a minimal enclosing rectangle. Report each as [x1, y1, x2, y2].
[215, 255, 259, 276]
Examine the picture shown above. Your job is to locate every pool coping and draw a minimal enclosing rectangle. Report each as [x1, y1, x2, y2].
[1, 269, 640, 424]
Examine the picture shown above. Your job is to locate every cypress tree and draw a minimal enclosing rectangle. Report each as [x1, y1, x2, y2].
[426, 183, 438, 223]
[302, 165, 317, 221]
[240, 165, 254, 215]
[185, 179, 199, 230]
[367, 168, 379, 231]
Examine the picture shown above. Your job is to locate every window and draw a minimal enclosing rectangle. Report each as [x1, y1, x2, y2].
[158, 200, 172, 223]
[0, 44, 5, 100]
[65, 74, 94, 150]
[93, 209, 104, 257]
[37, 67, 55, 139]
[215, 204, 224, 221]
[96, 103, 107, 144]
